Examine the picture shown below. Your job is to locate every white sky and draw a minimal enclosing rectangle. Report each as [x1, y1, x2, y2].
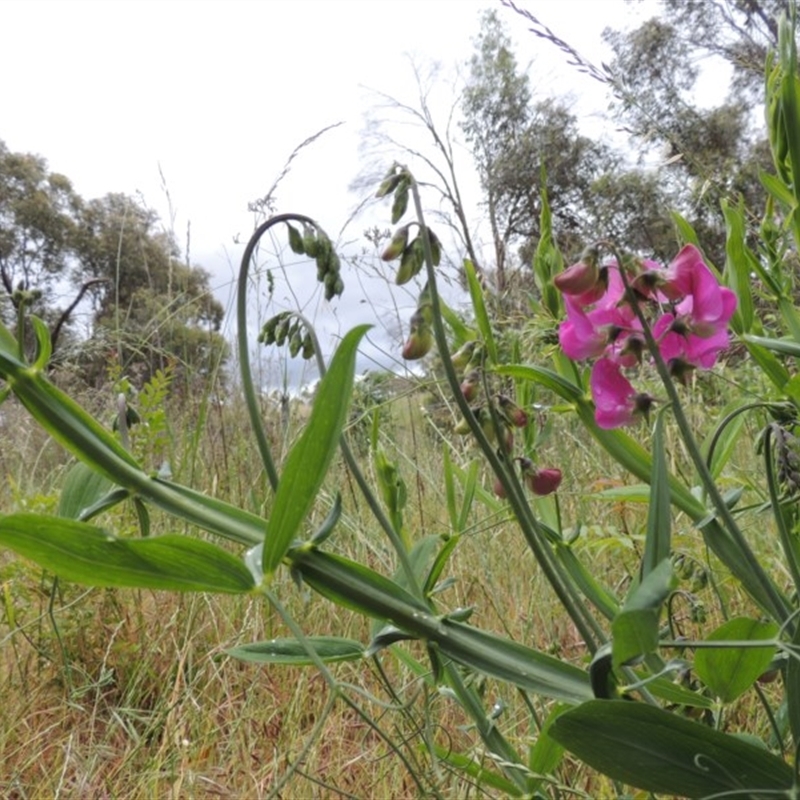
[2, 0, 656, 382]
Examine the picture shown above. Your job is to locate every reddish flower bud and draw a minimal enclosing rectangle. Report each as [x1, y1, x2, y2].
[402, 306, 433, 360]
[493, 476, 507, 499]
[381, 225, 410, 262]
[460, 370, 481, 402]
[554, 259, 599, 296]
[496, 394, 529, 428]
[530, 468, 562, 495]
[518, 458, 562, 496]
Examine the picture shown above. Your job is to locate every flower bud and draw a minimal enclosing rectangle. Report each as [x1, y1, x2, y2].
[395, 237, 424, 285]
[554, 259, 598, 296]
[450, 341, 478, 372]
[493, 476, 507, 499]
[381, 225, 410, 262]
[496, 394, 528, 428]
[518, 458, 562, 495]
[402, 307, 433, 360]
[460, 370, 480, 402]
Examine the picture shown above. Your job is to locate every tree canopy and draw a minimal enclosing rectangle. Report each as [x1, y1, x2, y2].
[0, 139, 227, 384]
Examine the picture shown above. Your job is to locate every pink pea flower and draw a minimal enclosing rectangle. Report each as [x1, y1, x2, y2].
[652, 273, 737, 369]
[559, 293, 641, 365]
[590, 358, 655, 429]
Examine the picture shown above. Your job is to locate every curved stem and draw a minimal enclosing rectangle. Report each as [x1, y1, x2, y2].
[237, 213, 322, 493]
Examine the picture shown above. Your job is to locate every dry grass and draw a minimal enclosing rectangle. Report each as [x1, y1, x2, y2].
[0, 365, 776, 798]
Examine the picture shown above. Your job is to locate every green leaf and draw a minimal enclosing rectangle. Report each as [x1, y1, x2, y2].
[641, 410, 671, 580]
[528, 703, 567, 790]
[760, 169, 797, 209]
[532, 168, 563, 319]
[439, 299, 475, 344]
[550, 700, 793, 799]
[693, 617, 778, 704]
[264, 325, 370, 575]
[670, 210, 701, 247]
[226, 636, 364, 665]
[57, 461, 121, 520]
[463, 259, 497, 364]
[721, 199, 755, 333]
[290, 547, 592, 702]
[554, 543, 619, 621]
[0, 513, 255, 593]
[744, 334, 800, 358]
[785, 619, 800, 745]
[701, 399, 750, 480]
[612, 559, 675, 669]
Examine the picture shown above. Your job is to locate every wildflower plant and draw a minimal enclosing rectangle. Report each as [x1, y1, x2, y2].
[2, 7, 800, 799]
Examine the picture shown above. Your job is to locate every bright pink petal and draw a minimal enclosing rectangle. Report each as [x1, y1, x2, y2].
[590, 359, 637, 429]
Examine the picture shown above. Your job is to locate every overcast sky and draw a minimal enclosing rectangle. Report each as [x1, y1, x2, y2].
[2, 0, 655, 384]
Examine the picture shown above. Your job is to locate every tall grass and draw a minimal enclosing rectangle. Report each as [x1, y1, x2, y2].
[0, 353, 767, 797]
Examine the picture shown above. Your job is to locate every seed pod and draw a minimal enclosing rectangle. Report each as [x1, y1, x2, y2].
[401, 307, 433, 360]
[260, 312, 288, 345]
[274, 315, 291, 345]
[460, 370, 481, 403]
[451, 341, 478, 372]
[324, 271, 338, 301]
[496, 394, 528, 428]
[286, 223, 305, 255]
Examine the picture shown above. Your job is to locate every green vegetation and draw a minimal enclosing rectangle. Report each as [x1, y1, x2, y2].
[3, 1, 800, 797]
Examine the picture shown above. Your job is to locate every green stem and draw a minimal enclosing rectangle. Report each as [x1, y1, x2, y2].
[409, 176, 603, 652]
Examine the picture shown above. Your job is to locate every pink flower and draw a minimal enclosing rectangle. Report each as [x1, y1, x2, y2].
[590, 358, 655, 429]
[559, 293, 641, 365]
[652, 269, 736, 369]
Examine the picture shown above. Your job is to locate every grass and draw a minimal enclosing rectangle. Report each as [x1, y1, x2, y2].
[0, 357, 777, 798]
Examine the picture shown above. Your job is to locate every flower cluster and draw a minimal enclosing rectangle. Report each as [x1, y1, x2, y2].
[555, 244, 737, 429]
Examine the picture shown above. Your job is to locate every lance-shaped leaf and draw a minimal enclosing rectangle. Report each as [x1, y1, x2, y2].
[290, 547, 592, 703]
[550, 700, 793, 799]
[0, 513, 255, 593]
[612, 558, 675, 669]
[641, 409, 671, 580]
[464, 259, 497, 364]
[263, 325, 370, 575]
[226, 636, 364, 665]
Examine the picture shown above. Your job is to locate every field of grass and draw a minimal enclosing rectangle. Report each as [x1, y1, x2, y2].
[0, 353, 778, 799]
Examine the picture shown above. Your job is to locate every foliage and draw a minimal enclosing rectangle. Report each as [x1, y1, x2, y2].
[0, 140, 227, 381]
[462, 10, 613, 289]
[5, 3, 800, 798]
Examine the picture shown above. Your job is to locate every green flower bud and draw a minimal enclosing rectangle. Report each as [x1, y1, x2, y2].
[450, 341, 478, 372]
[301, 331, 315, 360]
[395, 237, 424, 285]
[391, 179, 410, 224]
[302, 226, 320, 258]
[381, 225, 410, 262]
[286, 223, 305, 255]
